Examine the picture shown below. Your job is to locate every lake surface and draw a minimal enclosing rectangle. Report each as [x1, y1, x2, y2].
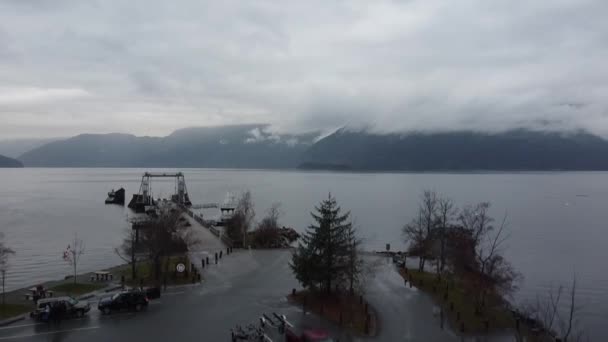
[0, 168, 606, 339]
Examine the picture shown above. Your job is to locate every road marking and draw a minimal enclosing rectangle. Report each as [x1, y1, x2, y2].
[99, 312, 135, 318]
[97, 306, 159, 318]
[0, 326, 100, 340]
[163, 291, 185, 296]
[0, 323, 44, 330]
[165, 283, 202, 290]
[0, 316, 92, 330]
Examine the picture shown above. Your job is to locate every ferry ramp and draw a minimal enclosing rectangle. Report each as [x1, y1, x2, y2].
[183, 213, 227, 271]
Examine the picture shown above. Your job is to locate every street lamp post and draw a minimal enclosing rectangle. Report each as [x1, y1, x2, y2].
[1, 269, 5, 306]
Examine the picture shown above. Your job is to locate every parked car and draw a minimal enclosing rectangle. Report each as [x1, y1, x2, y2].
[98, 290, 149, 314]
[392, 254, 406, 267]
[33, 296, 91, 320]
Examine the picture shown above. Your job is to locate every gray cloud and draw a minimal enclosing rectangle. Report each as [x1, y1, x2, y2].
[0, 0, 607, 138]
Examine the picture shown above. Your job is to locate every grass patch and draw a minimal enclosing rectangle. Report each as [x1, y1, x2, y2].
[288, 290, 377, 336]
[398, 267, 514, 334]
[399, 267, 553, 341]
[50, 282, 105, 296]
[113, 255, 199, 287]
[0, 304, 32, 319]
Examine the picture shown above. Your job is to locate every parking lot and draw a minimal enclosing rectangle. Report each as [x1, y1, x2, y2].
[0, 250, 352, 341]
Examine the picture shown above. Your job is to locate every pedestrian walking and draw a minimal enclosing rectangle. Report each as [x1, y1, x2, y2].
[50, 302, 58, 324]
[57, 301, 66, 325]
[42, 304, 51, 323]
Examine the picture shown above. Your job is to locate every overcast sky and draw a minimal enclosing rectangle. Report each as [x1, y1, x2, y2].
[0, 0, 607, 139]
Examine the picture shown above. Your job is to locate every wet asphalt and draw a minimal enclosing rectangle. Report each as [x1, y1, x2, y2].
[0, 250, 513, 341]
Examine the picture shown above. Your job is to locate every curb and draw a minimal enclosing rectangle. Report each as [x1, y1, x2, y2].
[76, 284, 123, 301]
[104, 285, 123, 293]
[78, 294, 96, 300]
[162, 282, 204, 291]
[0, 314, 26, 327]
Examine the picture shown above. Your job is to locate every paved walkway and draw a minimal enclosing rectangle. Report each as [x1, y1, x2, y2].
[362, 256, 460, 341]
[364, 256, 517, 342]
[183, 214, 227, 273]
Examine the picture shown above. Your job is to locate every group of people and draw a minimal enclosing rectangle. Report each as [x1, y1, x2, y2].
[41, 301, 67, 324]
[31, 285, 48, 303]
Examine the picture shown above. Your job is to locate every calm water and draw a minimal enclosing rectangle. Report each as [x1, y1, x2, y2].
[0, 168, 606, 339]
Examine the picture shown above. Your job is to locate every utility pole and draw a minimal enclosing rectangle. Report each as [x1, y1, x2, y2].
[131, 237, 136, 280]
[2, 269, 5, 306]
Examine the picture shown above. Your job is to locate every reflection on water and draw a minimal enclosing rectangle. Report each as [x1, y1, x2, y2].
[0, 168, 606, 340]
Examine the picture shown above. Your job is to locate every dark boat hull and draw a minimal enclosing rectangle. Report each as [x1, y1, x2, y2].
[105, 188, 125, 205]
[127, 194, 155, 213]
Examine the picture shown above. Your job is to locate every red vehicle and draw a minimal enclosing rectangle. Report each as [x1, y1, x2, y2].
[285, 328, 335, 342]
[264, 313, 335, 342]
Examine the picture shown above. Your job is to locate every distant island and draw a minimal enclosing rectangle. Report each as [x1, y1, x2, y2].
[6, 125, 608, 171]
[297, 162, 353, 171]
[0, 154, 23, 168]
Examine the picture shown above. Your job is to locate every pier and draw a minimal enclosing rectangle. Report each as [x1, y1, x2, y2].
[128, 172, 192, 213]
[182, 206, 233, 248]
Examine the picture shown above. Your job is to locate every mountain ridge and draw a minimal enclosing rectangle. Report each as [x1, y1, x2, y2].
[300, 128, 608, 171]
[16, 125, 608, 171]
[0, 138, 63, 158]
[19, 125, 318, 168]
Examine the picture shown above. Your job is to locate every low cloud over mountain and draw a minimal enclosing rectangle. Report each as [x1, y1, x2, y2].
[1, 1, 607, 138]
[16, 125, 608, 171]
[19, 125, 318, 168]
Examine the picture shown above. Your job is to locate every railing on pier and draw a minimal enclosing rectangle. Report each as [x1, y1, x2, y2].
[181, 206, 233, 248]
[191, 203, 219, 209]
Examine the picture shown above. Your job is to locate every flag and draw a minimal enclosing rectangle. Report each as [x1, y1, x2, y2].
[63, 245, 73, 263]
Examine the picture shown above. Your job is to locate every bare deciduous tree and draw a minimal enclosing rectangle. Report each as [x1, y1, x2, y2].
[403, 210, 429, 271]
[521, 275, 586, 342]
[437, 201, 519, 313]
[252, 203, 283, 248]
[261, 202, 281, 230]
[226, 190, 256, 247]
[237, 190, 255, 245]
[464, 210, 519, 312]
[0, 233, 14, 305]
[403, 190, 438, 272]
[63, 233, 85, 284]
[476, 214, 506, 305]
[421, 190, 438, 236]
[115, 228, 138, 279]
[434, 196, 456, 275]
[459, 202, 493, 247]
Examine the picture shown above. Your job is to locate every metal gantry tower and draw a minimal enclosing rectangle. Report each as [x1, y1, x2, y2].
[128, 172, 192, 212]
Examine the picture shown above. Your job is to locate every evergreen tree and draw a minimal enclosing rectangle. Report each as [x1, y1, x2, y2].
[290, 194, 357, 294]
